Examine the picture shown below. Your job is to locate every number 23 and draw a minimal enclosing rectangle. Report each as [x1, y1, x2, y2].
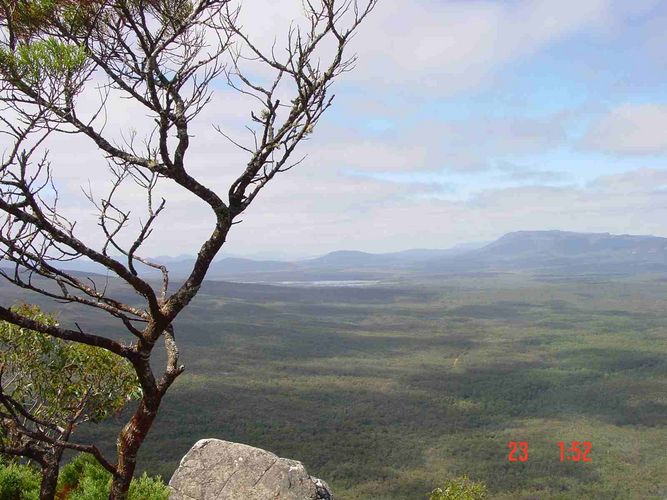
[508, 441, 528, 462]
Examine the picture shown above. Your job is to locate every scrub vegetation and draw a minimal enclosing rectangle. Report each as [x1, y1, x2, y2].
[38, 271, 667, 499]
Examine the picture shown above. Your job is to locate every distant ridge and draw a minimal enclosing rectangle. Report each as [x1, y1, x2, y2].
[424, 230, 667, 275]
[481, 230, 666, 256]
[28, 230, 667, 281]
[210, 230, 667, 279]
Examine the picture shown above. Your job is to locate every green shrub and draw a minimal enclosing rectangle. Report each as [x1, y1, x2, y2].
[0, 462, 40, 500]
[60, 454, 111, 500]
[0, 454, 168, 500]
[60, 454, 168, 500]
[58, 453, 96, 490]
[429, 476, 488, 500]
[129, 473, 170, 500]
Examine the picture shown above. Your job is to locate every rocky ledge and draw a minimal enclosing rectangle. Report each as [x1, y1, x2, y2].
[169, 439, 334, 500]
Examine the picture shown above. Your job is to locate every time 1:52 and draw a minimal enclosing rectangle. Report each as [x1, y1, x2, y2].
[558, 441, 591, 462]
[507, 441, 592, 462]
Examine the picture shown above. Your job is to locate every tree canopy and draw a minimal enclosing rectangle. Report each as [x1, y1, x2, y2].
[0, 303, 140, 498]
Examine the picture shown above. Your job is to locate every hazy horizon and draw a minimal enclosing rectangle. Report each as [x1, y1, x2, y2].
[147, 228, 665, 261]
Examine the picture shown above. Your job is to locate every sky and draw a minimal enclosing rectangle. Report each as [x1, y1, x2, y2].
[19, 0, 667, 259]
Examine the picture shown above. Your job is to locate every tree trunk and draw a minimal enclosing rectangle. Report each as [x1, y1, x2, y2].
[39, 456, 60, 500]
[109, 398, 159, 499]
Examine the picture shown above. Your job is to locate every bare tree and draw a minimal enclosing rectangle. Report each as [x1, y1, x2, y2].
[0, 0, 377, 498]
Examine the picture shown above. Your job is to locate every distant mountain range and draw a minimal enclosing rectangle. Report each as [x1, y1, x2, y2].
[422, 230, 667, 276]
[29, 230, 667, 282]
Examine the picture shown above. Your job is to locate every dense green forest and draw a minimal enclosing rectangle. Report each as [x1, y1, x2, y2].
[3, 272, 667, 499]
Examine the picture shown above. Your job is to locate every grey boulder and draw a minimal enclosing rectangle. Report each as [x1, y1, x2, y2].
[169, 439, 334, 500]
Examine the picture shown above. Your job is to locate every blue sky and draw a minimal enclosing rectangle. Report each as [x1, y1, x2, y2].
[32, 0, 667, 258]
[326, 0, 667, 190]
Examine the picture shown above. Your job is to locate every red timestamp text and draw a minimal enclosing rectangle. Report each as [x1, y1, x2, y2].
[507, 441, 528, 462]
[506, 441, 592, 462]
[558, 441, 591, 462]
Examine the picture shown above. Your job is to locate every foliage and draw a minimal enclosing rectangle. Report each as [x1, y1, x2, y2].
[62, 453, 111, 500]
[429, 476, 488, 500]
[0, 460, 40, 500]
[128, 473, 171, 500]
[1, 0, 95, 36]
[0, 0, 91, 105]
[147, 0, 194, 32]
[0, 455, 168, 499]
[58, 453, 89, 490]
[6, 0, 58, 37]
[0, 304, 140, 440]
[14, 37, 86, 81]
[59, 453, 169, 500]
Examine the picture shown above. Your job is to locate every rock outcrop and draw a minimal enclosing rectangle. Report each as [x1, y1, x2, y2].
[169, 439, 334, 500]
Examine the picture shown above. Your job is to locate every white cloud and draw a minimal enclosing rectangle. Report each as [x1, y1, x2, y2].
[216, 166, 667, 255]
[582, 104, 667, 155]
[589, 167, 667, 190]
[435, 115, 567, 157]
[345, 0, 614, 93]
[221, 0, 618, 96]
[299, 113, 568, 174]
